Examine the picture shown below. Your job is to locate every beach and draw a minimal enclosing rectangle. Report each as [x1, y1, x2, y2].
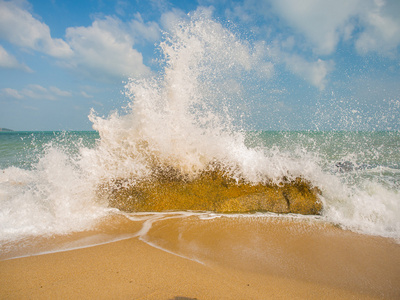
[1, 214, 399, 299]
[1, 1, 400, 299]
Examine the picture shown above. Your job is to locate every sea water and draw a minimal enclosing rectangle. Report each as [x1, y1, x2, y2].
[1, 130, 399, 243]
[0, 10, 399, 252]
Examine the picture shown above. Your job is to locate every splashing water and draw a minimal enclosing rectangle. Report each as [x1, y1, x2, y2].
[0, 10, 399, 245]
[87, 10, 272, 183]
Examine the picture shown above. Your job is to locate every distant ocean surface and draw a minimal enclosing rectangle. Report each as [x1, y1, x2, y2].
[0, 131, 98, 170]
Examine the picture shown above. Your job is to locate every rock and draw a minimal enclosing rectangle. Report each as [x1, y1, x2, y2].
[101, 169, 322, 215]
[335, 161, 354, 172]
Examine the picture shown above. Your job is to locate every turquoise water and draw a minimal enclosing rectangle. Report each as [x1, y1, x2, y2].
[1, 130, 399, 243]
[0, 131, 99, 169]
[249, 131, 400, 189]
[3, 130, 399, 172]
[249, 131, 400, 166]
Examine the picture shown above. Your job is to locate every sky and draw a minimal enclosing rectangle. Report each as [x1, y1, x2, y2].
[0, 0, 399, 131]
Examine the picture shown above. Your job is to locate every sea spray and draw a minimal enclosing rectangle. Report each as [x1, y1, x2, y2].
[83, 9, 322, 214]
[88, 9, 297, 184]
[0, 11, 399, 246]
[252, 131, 400, 239]
[0, 140, 110, 242]
[82, 11, 400, 237]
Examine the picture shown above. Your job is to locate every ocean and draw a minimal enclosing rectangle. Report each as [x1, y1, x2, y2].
[1, 130, 399, 258]
[1, 12, 399, 260]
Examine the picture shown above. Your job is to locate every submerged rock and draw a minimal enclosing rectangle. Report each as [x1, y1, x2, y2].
[335, 161, 355, 172]
[100, 169, 322, 215]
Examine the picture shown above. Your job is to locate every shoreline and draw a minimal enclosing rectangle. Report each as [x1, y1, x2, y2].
[1, 214, 399, 299]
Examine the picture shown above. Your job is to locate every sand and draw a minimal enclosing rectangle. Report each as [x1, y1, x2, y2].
[1, 214, 399, 299]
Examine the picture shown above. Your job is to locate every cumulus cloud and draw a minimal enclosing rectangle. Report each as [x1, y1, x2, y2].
[221, 0, 399, 89]
[0, 45, 32, 71]
[2, 84, 71, 100]
[268, 0, 361, 55]
[64, 16, 151, 80]
[0, 0, 72, 58]
[0, 1, 154, 81]
[355, 0, 400, 56]
[267, 0, 400, 56]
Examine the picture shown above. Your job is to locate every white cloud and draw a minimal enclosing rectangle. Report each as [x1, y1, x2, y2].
[129, 13, 161, 43]
[286, 56, 334, 90]
[268, 0, 361, 55]
[225, 4, 253, 23]
[0, 1, 153, 80]
[64, 16, 151, 80]
[266, 0, 400, 56]
[49, 86, 72, 97]
[2, 87, 24, 99]
[115, 0, 129, 16]
[269, 42, 334, 90]
[22, 84, 56, 100]
[81, 91, 93, 98]
[0, 0, 72, 58]
[230, 0, 399, 88]
[356, 0, 400, 56]
[0, 44, 32, 71]
[2, 84, 71, 101]
[149, 0, 170, 12]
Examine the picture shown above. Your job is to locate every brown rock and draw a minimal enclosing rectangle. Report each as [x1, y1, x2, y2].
[101, 169, 322, 215]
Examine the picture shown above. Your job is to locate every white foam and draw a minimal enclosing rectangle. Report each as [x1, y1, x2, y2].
[1, 10, 399, 244]
[0, 147, 111, 242]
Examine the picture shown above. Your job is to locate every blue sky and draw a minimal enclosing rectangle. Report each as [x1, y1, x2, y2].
[0, 0, 399, 131]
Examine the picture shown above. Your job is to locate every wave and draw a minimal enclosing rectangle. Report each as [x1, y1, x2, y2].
[1, 10, 399, 243]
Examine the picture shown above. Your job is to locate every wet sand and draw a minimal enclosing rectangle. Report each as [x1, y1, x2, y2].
[1, 214, 399, 299]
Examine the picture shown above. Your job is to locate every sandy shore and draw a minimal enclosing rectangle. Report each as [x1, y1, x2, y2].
[1, 214, 399, 299]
